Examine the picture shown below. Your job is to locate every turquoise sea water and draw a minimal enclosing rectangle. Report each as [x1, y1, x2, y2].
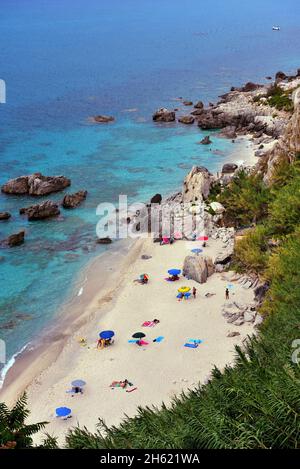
[0, 0, 300, 377]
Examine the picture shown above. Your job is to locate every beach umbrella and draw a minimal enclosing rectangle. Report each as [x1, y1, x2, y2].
[132, 332, 145, 339]
[140, 273, 149, 280]
[56, 407, 71, 418]
[71, 380, 86, 388]
[178, 286, 191, 294]
[99, 330, 115, 339]
[191, 248, 203, 255]
[197, 235, 208, 241]
[184, 292, 191, 298]
[168, 269, 181, 276]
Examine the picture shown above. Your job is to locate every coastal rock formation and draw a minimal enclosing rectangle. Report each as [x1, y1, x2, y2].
[0, 212, 11, 220]
[182, 255, 214, 284]
[200, 136, 212, 145]
[194, 100, 204, 109]
[2, 173, 71, 196]
[20, 200, 60, 220]
[62, 190, 87, 209]
[178, 115, 195, 124]
[93, 115, 115, 123]
[153, 108, 176, 122]
[182, 166, 214, 203]
[191, 108, 204, 116]
[222, 163, 238, 174]
[1, 230, 25, 247]
[150, 193, 162, 205]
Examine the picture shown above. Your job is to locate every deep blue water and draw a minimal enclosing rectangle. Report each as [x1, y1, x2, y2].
[0, 0, 299, 378]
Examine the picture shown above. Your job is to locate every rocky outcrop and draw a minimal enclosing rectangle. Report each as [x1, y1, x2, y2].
[178, 115, 195, 124]
[194, 100, 204, 109]
[20, 200, 60, 220]
[222, 163, 238, 174]
[1, 230, 25, 247]
[210, 201, 225, 214]
[2, 173, 71, 196]
[150, 193, 162, 205]
[153, 108, 176, 122]
[0, 212, 11, 220]
[62, 190, 87, 209]
[261, 87, 300, 184]
[183, 255, 214, 284]
[200, 135, 212, 145]
[96, 237, 112, 244]
[182, 166, 214, 203]
[93, 115, 115, 123]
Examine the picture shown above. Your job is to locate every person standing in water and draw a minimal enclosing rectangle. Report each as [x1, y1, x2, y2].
[225, 288, 229, 300]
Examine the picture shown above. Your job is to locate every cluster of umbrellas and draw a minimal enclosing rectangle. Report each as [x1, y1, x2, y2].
[177, 286, 191, 299]
[56, 379, 87, 418]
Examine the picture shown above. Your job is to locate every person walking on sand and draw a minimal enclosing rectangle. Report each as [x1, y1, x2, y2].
[192, 287, 197, 299]
[225, 288, 229, 300]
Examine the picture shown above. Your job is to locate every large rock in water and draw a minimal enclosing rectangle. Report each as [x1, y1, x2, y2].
[2, 173, 71, 196]
[62, 190, 87, 209]
[20, 200, 60, 220]
[182, 166, 213, 203]
[182, 255, 214, 284]
[178, 115, 195, 124]
[0, 212, 11, 220]
[1, 230, 25, 247]
[152, 108, 176, 122]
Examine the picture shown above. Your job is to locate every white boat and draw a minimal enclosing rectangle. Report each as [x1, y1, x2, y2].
[272, 26, 280, 31]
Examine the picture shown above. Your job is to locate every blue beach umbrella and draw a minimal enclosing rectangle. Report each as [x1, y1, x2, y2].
[168, 269, 181, 276]
[191, 248, 203, 255]
[56, 407, 71, 418]
[71, 380, 86, 388]
[227, 284, 234, 289]
[99, 330, 115, 339]
[184, 292, 191, 298]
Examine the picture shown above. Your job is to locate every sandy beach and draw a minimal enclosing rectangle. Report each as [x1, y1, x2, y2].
[10, 233, 256, 446]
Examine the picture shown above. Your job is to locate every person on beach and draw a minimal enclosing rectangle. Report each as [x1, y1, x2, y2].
[192, 287, 197, 299]
[178, 292, 184, 302]
[225, 288, 229, 300]
[97, 338, 105, 349]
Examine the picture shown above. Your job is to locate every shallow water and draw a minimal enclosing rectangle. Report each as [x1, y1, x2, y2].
[0, 0, 299, 376]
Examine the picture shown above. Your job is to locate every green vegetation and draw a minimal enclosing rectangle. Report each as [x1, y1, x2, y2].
[266, 84, 294, 112]
[0, 393, 56, 449]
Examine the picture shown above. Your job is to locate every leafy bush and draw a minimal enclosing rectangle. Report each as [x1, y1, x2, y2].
[234, 224, 270, 273]
[266, 85, 294, 112]
[268, 177, 300, 235]
[218, 170, 271, 227]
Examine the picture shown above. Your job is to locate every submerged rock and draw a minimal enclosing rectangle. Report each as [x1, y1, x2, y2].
[152, 108, 176, 122]
[96, 237, 112, 245]
[183, 100, 193, 106]
[1, 230, 25, 247]
[183, 255, 214, 284]
[178, 115, 195, 124]
[200, 135, 212, 145]
[20, 200, 60, 220]
[2, 173, 71, 196]
[62, 190, 87, 209]
[93, 115, 115, 123]
[0, 212, 11, 220]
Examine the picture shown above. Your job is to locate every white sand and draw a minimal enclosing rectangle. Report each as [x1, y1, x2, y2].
[19, 236, 255, 446]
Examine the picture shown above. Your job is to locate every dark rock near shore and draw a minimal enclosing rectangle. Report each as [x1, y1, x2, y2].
[150, 193, 162, 205]
[275, 71, 287, 82]
[178, 115, 195, 124]
[96, 237, 113, 244]
[0, 212, 11, 220]
[222, 163, 238, 174]
[194, 100, 204, 109]
[62, 190, 87, 209]
[219, 125, 237, 139]
[20, 200, 60, 220]
[153, 108, 176, 122]
[200, 135, 212, 145]
[93, 115, 115, 123]
[1, 230, 25, 247]
[191, 108, 204, 116]
[1, 173, 71, 196]
[183, 100, 193, 106]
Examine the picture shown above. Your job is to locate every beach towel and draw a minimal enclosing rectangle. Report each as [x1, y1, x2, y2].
[184, 343, 198, 349]
[126, 387, 137, 393]
[138, 340, 149, 346]
[153, 336, 164, 343]
[187, 339, 202, 344]
[128, 339, 138, 343]
[142, 321, 155, 327]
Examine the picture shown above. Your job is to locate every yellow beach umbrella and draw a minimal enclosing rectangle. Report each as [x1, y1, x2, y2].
[178, 286, 191, 294]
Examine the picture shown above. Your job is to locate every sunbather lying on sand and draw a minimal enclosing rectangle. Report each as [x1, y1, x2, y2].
[110, 379, 133, 389]
[142, 319, 160, 327]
